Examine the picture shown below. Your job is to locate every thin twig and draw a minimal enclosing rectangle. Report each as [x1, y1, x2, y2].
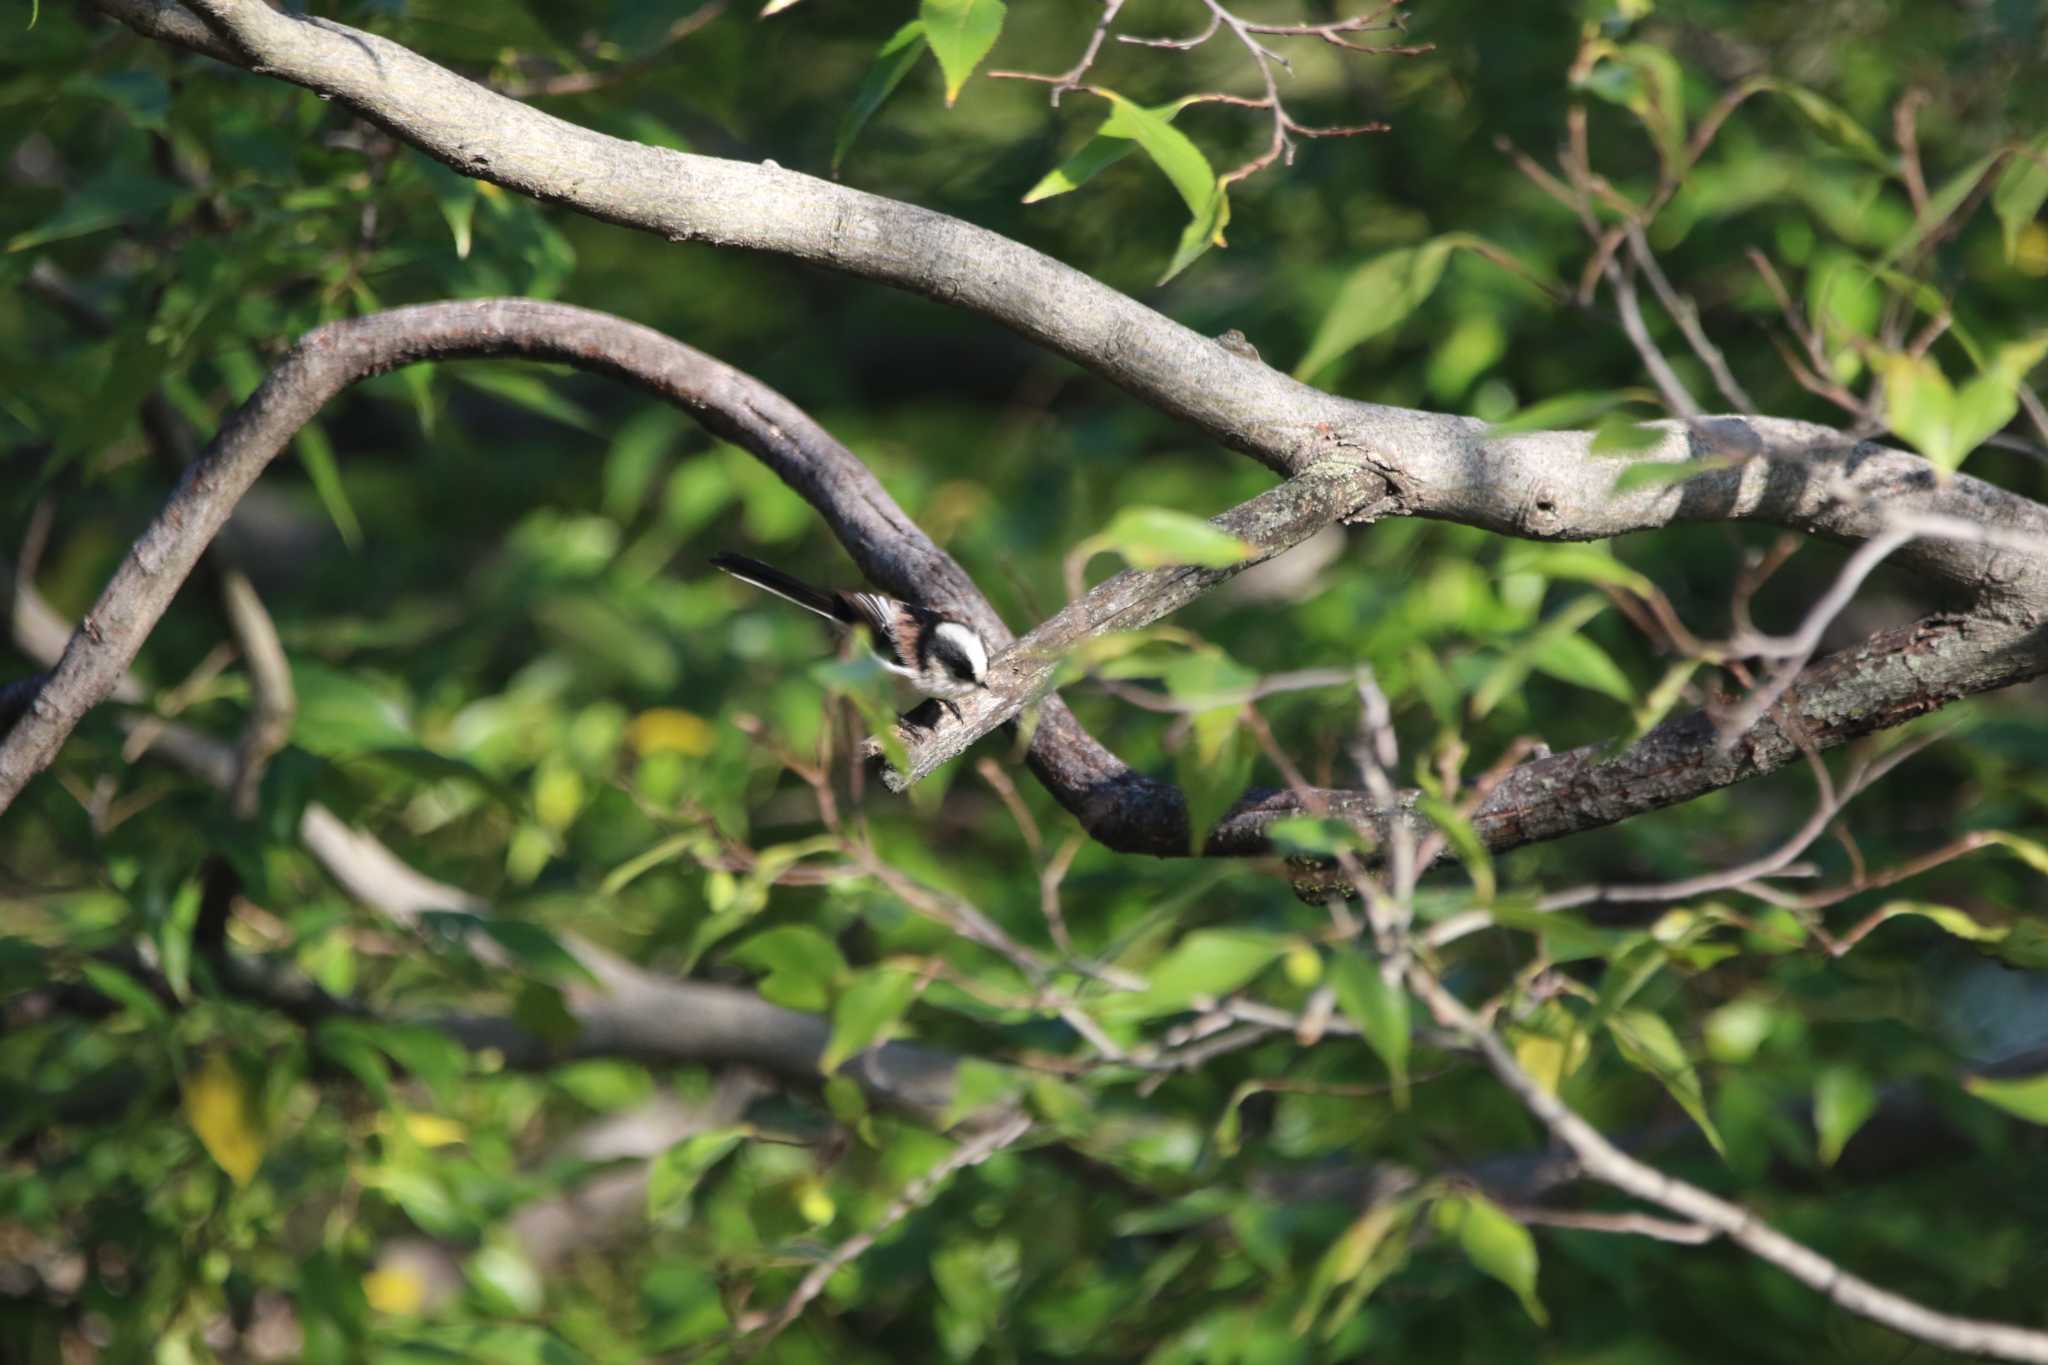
[746, 1113, 1035, 1346]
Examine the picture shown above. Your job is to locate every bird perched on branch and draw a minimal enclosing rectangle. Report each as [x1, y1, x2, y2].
[710, 553, 991, 713]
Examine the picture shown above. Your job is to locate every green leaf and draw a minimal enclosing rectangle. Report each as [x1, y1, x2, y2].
[1329, 952, 1410, 1107]
[821, 965, 921, 1073]
[1985, 829, 2048, 875]
[1095, 91, 1217, 218]
[1964, 1072, 2048, 1126]
[1528, 629, 1635, 705]
[1994, 136, 2048, 264]
[287, 659, 415, 754]
[1500, 542, 1656, 599]
[1583, 936, 1666, 1040]
[474, 918, 599, 985]
[6, 172, 176, 253]
[1294, 1198, 1414, 1337]
[453, 367, 599, 434]
[1588, 413, 1666, 455]
[1175, 721, 1254, 856]
[1107, 929, 1287, 1021]
[1488, 900, 1625, 964]
[942, 1057, 1022, 1128]
[1265, 816, 1367, 857]
[1084, 506, 1256, 573]
[1863, 900, 2008, 945]
[1484, 389, 1654, 438]
[293, 421, 363, 550]
[80, 960, 169, 1028]
[1626, 659, 1700, 742]
[1294, 239, 1456, 379]
[1159, 184, 1230, 284]
[1703, 997, 1775, 1065]
[1435, 1193, 1547, 1326]
[1883, 151, 2001, 267]
[1813, 1064, 1878, 1166]
[1473, 595, 1613, 718]
[920, 0, 1005, 106]
[1574, 41, 1686, 168]
[418, 157, 479, 259]
[1765, 81, 1892, 170]
[467, 1245, 544, 1316]
[646, 1127, 747, 1219]
[1415, 795, 1494, 902]
[726, 926, 848, 1012]
[642, 1258, 730, 1350]
[1606, 1008, 1726, 1158]
[315, 1019, 394, 1102]
[1878, 349, 2022, 474]
[834, 21, 928, 172]
[1023, 132, 1142, 203]
[600, 832, 705, 897]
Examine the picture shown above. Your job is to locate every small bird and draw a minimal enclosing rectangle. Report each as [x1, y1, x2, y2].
[710, 553, 991, 709]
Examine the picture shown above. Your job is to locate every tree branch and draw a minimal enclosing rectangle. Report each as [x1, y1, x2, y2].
[58, 3, 2048, 871]
[876, 458, 1389, 788]
[1411, 967, 2048, 1363]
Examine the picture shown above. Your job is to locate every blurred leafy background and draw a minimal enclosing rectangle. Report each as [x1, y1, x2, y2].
[6, 0, 2048, 1360]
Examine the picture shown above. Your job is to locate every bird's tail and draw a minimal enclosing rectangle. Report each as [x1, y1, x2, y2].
[709, 553, 850, 625]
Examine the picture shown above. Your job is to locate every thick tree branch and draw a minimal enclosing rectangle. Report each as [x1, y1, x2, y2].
[104, 0, 1348, 476]
[75, 0, 2048, 872]
[95, 2, 2048, 597]
[879, 458, 1389, 787]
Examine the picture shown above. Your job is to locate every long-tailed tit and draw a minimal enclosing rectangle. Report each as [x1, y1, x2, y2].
[710, 553, 991, 706]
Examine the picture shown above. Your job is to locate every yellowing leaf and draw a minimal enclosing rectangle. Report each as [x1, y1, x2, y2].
[362, 1266, 426, 1315]
[628, 707, 716, 756]
[532, 762, 585, 831]
[920, 0, 1005, 105]
[404, 1112, 468, 1148]
[1508, 1001, 1591, 1094]
[182, 1051, 266, 1187]
[1964, 1072, 2048, 1126]
[796, 1180, 837, 1227]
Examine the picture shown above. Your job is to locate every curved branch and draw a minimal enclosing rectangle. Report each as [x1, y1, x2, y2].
[6, 572, 963, 1117]
[97, 2, 2048, 599]
[113, 0, 1349, 476]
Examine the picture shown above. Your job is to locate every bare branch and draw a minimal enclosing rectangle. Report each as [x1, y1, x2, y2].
[745, 1113, 1035, 1345]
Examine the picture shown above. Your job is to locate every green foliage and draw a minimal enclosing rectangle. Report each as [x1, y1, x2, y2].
[9, 2, 2048, 1361]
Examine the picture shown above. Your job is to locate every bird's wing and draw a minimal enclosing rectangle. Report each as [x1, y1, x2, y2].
[836, 592, 910, 666]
